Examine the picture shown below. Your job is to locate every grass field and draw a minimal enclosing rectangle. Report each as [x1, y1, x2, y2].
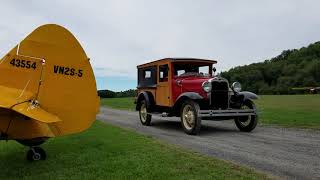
[256, 95, 320, 129]
[101, 97, 136, 111]
[0, 121, 268, 180]
[101, 95, 320, 129]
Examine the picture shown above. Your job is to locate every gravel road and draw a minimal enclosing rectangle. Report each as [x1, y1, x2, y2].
[97, 107, 320, 179]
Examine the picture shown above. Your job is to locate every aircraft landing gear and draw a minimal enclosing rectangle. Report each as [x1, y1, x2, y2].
[16, 138, 48, 161]
[27, 146, 46, 161]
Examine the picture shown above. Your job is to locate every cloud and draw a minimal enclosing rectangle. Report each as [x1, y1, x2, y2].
[1, 0, 320, 83]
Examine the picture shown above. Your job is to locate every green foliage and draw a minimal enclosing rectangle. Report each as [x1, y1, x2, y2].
[98, 89, 116, 98]
[98, 89, 136, 98]
[0, 122, 269, 180]
[221, 41, 320, 94]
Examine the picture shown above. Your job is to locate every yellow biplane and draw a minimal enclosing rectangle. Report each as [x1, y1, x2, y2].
[0, 24, 100, 161]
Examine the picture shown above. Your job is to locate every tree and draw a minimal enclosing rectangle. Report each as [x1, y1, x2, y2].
[220, 41, 320, 94]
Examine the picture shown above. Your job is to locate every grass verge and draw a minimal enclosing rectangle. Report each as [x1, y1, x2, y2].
[0, 121, 269, 180]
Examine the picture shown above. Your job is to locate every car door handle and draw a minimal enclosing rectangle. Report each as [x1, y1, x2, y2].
[176, 80, 182, 86]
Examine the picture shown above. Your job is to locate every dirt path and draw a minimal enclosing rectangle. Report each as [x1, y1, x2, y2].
[97, 107, 320, 179]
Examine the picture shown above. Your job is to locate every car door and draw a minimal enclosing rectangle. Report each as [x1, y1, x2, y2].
[156, 64, 170, 106]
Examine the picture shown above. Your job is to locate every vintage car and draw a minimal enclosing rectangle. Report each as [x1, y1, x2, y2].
[135, 58, 258, 135]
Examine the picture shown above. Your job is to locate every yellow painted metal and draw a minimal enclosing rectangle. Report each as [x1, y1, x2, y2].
[0, 109, 56, 139]
[0, 85, 34, 108]
[12, 102, 61, 123]
[0, 24, 100, 140]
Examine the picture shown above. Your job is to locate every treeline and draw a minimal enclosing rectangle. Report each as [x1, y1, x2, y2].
[98, 89, 136, 98]
[221, 41, 320, 94]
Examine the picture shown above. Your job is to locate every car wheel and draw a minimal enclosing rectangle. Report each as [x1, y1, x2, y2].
[234, 100, 258, 132]
[139, 100, 151, 126]
[180, 100, 201, 135]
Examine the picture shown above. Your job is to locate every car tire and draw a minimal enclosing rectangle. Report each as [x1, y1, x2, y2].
[180, 100, 201, 135]
[234, 100, 258, 132]
[139, 100, 151, 126]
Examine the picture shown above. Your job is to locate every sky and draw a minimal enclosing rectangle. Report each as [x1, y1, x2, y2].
[0, 1, 320, 91]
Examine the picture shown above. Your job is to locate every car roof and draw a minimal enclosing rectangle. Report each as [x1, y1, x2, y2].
[137, 58, 217, 68]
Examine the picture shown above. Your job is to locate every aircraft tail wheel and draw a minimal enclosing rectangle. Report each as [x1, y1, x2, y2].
[27, 147, 47, 161]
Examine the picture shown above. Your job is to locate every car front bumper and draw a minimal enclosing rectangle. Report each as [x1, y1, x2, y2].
[199, 109, 257, 118]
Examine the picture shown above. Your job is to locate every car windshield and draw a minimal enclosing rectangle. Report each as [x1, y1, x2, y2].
[174, 63, 211, 77]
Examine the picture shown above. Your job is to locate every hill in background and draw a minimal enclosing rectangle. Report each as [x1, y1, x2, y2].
[221, 41, 320, 94]
[98, 89, 136, 98]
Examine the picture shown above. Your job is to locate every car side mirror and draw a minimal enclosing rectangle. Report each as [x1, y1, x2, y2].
[212, 67, 216, 73]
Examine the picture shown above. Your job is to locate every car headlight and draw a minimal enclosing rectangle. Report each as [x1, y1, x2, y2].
[231, 82, 242, 93]
[202, 81, 212, 93]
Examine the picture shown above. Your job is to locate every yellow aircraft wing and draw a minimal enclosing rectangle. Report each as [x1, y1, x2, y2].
[12, 102, 62, 123]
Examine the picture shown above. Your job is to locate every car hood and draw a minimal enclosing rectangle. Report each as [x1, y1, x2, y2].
[177, 76, 211, 92]
[177, 76, 229, 92]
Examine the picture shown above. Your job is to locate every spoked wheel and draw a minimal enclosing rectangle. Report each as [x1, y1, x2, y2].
[27, 147, 46, 162]
[139, 100, 151, 126]
[234, 100, 258, 132]
[180, 100, 201, 135]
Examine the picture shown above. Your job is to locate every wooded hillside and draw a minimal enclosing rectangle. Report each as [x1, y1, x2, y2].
[98, 89, 136, 98]
[221, 41, 320, 94]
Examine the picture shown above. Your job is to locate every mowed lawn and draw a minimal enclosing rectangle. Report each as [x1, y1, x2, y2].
[101, 97, 136, 111]
[101, 95, 320, 129]
[0, 121, 268, 180]
[256, 95, 320, 129]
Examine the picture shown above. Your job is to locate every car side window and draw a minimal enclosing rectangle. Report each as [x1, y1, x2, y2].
[138, 66, 157, 88]
[159, 64, 169, 82]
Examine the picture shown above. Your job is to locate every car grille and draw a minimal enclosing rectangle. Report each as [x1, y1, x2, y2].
[210, 80, 229, 109]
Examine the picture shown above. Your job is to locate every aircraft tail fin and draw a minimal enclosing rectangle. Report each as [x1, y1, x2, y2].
[0, 24, 99, 138]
